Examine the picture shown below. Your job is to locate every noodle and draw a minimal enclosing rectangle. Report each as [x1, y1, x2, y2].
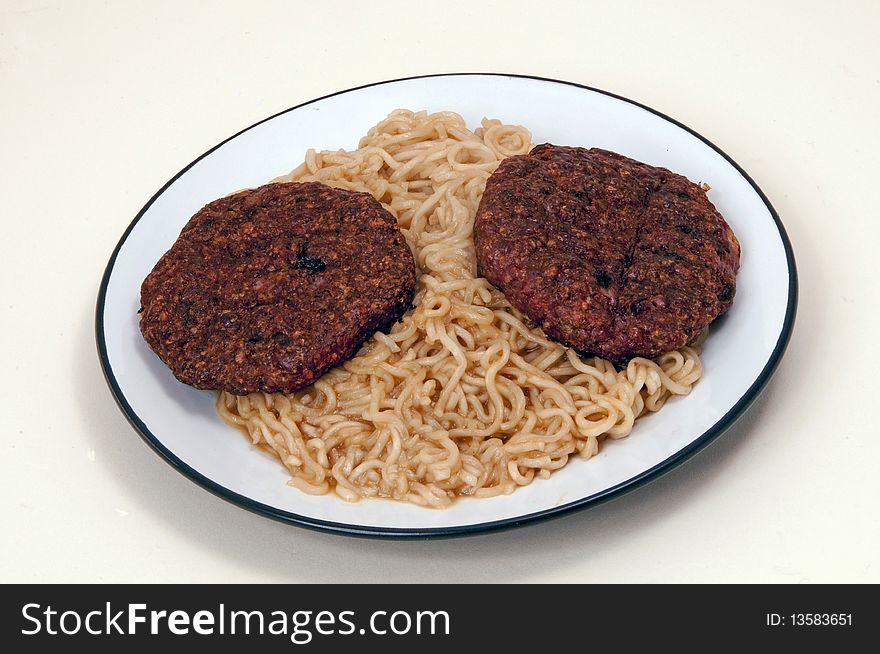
[216, 110, 702, 507]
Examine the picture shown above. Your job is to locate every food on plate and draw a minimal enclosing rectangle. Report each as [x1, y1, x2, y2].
[474, 145, 740, 364]
[139, 181, 416, 395]
[214, 111, 710, 507]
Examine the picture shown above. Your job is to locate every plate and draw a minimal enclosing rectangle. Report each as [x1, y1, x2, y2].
[96, 73, 797, 538]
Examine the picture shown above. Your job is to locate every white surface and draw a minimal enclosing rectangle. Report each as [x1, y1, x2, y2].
[2, 0, 877, 581]
[101, 74, 791, 532]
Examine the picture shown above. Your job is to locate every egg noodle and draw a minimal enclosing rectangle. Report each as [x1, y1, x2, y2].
[217, 109, 702, 507]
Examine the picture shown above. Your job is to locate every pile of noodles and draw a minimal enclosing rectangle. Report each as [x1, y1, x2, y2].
[217, 109, 702, 507]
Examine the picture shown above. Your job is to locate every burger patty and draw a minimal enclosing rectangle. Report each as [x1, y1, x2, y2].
[139, 181, 416, 394]
[474, 144, 740, 364]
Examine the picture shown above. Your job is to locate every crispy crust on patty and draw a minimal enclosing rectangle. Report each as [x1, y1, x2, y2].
[139, 181, 416, 394]
[474, 144, 740, 363]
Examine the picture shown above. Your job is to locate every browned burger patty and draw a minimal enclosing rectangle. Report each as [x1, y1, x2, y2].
[474, 144, 740, 364]
[139, 181, 416, 394]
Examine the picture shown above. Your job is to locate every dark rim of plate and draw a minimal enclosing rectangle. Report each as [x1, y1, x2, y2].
[95, 73, 798, 539]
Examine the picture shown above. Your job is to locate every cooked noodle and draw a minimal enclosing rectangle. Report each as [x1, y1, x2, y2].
[216, 109, 702, 507]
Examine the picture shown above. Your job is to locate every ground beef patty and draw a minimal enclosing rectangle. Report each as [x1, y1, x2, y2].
[139, 181, 416, 394]
[475, 144, 740, 364]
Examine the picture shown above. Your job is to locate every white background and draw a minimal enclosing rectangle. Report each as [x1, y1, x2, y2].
[2, 0, 877, 583]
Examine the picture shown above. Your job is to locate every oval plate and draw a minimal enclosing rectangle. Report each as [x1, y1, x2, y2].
[96, 73, 797, 538]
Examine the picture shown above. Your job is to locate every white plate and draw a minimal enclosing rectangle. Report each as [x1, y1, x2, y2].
[96, 74, 797, 538]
